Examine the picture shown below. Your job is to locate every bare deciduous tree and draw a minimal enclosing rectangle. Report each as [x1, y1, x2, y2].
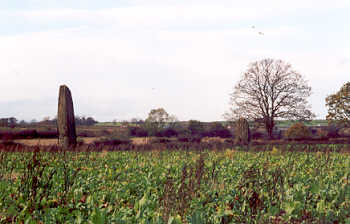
[225, 58, 314, 138]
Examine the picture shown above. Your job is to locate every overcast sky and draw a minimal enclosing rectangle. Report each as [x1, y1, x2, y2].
[0, 0, 349, 122]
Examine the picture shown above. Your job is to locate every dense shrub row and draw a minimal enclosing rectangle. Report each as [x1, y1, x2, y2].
[0, 129, 57, 140]
[250, 124, 349, 141]
[0, 128, 107, 140]
[1, 121, 349, 142]
[128, 121, 348, 141]
[1, 138, 350, 153]
[129, 121, 232, 139]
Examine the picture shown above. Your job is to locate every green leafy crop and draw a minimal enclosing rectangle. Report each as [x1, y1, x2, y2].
[0, 149, 349, 223]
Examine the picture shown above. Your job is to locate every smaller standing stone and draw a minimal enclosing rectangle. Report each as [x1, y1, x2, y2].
[234, 117, 250, 145]
[57, 85, 77, 148]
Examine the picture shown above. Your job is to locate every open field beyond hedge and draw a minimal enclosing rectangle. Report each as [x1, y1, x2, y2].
[1, 149, 350, 223]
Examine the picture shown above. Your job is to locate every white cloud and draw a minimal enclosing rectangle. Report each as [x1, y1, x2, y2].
[2, 0, 350, 29]
[0, 1, 349, 121]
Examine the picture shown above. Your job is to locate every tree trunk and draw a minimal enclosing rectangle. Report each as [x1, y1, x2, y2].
[265, 118, 274, 139]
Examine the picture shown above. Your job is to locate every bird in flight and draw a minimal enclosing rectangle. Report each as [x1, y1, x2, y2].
[251, 25, 264, 36]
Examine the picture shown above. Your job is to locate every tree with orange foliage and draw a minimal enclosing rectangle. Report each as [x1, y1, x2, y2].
[326, 82, 350, 126]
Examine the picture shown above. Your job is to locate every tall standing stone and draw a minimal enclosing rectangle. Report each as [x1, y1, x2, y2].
[57, 85, 77, 148]
[234, 117, 250, 145]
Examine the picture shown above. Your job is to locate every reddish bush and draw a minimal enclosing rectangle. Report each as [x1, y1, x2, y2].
[77, 130, 96, 137]
[129, 126, 148, 137]
[251, 130, 266, 140]
[36, 131, 58, 139]
[312, 128, 329, 140]
[202, 122, 232, 138]
[327, 125, 340, 138]
[156, 128, 178, 137]
[93, 138, 131, 147]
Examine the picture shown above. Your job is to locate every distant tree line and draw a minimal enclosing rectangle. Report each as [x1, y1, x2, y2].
[128, 108, 232, 138]
[129, 122, 232, 138]
[41, 116, 98, 126]
[0, 115, 98, 128]
[0, 117, 18, 128]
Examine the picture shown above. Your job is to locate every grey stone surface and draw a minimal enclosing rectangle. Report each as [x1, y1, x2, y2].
[234, 117, 250, 145]
[57, 85, 77, 148]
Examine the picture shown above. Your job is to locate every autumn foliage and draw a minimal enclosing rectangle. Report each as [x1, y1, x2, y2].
[284, 122, 311, 140]
[326, 82, 350, 126]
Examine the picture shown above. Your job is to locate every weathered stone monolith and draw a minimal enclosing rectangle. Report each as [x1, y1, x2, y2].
[234, 117, 250, 145]
[57, 85, 77, 148]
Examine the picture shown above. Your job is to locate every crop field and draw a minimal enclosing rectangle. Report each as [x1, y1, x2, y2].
[1, 148, 350, 223]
